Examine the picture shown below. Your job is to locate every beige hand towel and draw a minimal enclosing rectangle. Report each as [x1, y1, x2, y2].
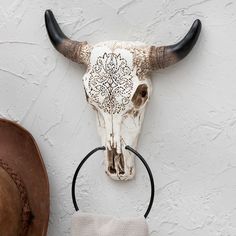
[71, 212, 149, 236]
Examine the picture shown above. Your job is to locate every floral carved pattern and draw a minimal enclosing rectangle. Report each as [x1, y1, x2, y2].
[88, 53, 134, 114]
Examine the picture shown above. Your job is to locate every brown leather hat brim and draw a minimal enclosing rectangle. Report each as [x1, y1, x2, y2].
[0, 119, 49, 236]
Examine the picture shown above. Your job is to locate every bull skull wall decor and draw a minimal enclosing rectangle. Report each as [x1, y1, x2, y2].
[45, 10, 201, 180]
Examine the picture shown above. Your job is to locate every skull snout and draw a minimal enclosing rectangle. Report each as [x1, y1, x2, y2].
[106, 148, 124, 175]
[105, 147, 135, 180]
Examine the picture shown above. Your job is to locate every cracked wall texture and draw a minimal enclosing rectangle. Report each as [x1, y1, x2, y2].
[0, 0, 236, 235]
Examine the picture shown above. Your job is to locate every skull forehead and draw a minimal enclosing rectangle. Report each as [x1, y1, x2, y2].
[89, 41, 149, 67]
[89, 41, 142, 64]
[83, 41, 152, 114]
[89, 46, 134, 69]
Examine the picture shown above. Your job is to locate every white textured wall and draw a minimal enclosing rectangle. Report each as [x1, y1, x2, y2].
[1, 0, 236, 235]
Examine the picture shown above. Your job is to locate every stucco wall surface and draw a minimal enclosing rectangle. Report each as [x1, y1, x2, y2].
[1, 0, 236, 235]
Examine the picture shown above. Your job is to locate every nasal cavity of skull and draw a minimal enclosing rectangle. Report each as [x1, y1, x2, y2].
[107, 148, 125, 175]
[132, 84, 148, 109]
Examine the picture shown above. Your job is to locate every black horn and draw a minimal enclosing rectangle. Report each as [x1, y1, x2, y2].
[150, 19, 202, 69]
[45, 9, 89, 64]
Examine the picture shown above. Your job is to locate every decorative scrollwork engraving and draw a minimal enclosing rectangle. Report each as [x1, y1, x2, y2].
[88, 53, 134, 114]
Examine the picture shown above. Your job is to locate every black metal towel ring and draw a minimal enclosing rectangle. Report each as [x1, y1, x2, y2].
[72, 145, 155, 218]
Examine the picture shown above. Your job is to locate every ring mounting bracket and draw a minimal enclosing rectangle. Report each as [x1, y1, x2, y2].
[72, 146, 155, 218]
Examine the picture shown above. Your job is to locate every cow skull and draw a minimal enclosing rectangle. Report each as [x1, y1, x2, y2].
[45, 10, 201, 180]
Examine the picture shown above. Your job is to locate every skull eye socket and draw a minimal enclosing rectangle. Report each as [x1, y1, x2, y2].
[141, 89, 147, 98]
[132, 84, 148, 108]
